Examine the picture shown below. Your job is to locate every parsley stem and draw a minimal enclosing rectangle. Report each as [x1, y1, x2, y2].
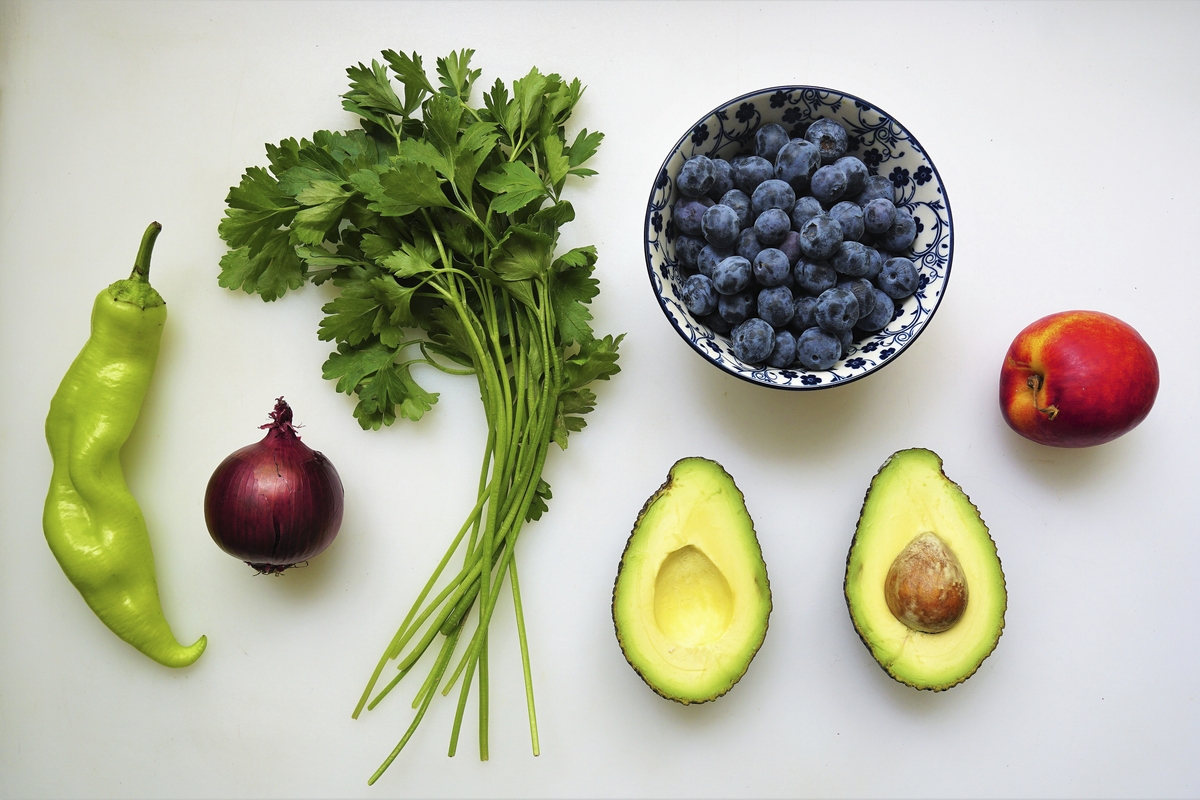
[510, 555, 539, 756]
[447, 638, 478, 758]
[438, 426, 552, 702]
[479, 628, 489, 761]
[354, 485, 488, 719]
[366, 624, 460, 787]
[365, 661, 413, 711]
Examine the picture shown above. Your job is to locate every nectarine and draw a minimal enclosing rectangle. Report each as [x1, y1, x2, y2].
[999, 311, 1158, 447]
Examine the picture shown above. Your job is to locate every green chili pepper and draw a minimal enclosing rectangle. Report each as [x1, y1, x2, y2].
[43, 222, 206, 668]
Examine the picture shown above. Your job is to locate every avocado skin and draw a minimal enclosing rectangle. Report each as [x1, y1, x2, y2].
[844, 448, 1007, 692]
[612, 457, 772, 705]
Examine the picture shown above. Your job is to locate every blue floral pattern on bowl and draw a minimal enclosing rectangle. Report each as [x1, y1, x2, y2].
[644, 86, 953, 389]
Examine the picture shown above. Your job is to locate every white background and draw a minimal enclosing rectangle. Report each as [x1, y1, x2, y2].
[2, 2, 1198, 798]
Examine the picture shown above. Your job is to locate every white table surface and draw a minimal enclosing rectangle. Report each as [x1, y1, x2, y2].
[2, 2, 1198, 797]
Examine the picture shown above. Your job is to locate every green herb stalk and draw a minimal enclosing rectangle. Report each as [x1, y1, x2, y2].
[217, 48, 621, 783]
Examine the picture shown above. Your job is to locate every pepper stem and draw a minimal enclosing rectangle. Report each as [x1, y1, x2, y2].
[130, 221, 163, 282]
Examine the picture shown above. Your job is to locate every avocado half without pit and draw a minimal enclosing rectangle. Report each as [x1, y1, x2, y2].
[613, 458, 771, 704]
[844, 448, 1006, 691]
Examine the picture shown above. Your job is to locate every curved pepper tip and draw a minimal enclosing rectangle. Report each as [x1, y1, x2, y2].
[154, 634, 207, 669]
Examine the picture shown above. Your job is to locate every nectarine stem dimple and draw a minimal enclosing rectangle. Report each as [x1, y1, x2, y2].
[1024, 372, 1058, 419]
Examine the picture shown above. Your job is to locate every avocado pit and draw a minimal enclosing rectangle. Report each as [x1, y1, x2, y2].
[884, 531, 968, 633]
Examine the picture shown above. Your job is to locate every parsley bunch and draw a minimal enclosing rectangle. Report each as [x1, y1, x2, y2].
[218, 48, 621, 781]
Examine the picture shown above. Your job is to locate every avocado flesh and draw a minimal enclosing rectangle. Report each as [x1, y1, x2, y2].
[845, 448, 1006, 691]
[613, 457, 771, 704]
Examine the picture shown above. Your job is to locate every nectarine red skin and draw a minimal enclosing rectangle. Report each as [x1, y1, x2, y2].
[999, 311, 1158, 448]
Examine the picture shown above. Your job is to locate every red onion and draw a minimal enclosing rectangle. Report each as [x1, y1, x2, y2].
[204, 398, 344, 574]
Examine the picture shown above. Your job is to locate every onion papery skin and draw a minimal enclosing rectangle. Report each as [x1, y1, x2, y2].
[204, 399, 344, 574]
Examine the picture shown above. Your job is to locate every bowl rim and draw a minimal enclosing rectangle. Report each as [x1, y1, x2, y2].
[643, 84, 955, 390]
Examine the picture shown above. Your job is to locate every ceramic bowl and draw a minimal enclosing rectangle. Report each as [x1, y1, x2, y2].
[644, 86, 953, 389]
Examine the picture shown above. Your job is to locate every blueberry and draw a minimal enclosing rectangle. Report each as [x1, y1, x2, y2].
[815, 285, 860, 332]
[766, 329, 798, 368]
[790, 195, 824, 231]
[789, 294, 820, 334]
[718, 289, 756, 324]
[798, 214, 843, 260]
[675, 235, 705, 270]
[697, 244, 730, 278]
[700, 310, 733, 334]
[835, 156, 868, 196]
[732, 155, 775, 194]
[831, 240, 872, 278]
[829, 201, 864, 242]
[776, 266, 797, 291]
[677, 155, 715, 198]
[880, 207, 917, 252]
[794, 257, 837, 295]
[855, 174, 895, 207]
[751, 179, 796, 216]
[711, 255, 753, 295]
[735, 228, 762, 263]
[680, 273, 718, 316]
[877, 257, 919, 299]
[757, 285, 795, 328]
[731, 317, 776, 364]
[729, 153, 753, 166]
[862, 198, 897, 234]
[755, 123, 790, 164]
[855, 287, 895, 332]
[796, 327, 842, 371]
[862, 245, 884, 281]
[754, 208, 791, 247]
[838, 277, 876, 318]
[804, 118, 849, 164]
[701, 203, 741, 250]
[835, 328, 855, 358]
[810, 164, 848, 207]
[719, 189, 753, 229]
[673, 196, 714, 237]
[753, 247, 791, 287]
[706, 158, 735, 202]
[778, 230, 803, 266]
[775, 139, 821, 193]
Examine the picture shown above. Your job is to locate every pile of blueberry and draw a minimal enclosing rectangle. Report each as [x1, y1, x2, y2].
[672, 117, 920, 371]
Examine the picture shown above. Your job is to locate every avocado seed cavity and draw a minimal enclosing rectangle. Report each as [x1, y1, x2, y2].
[653, 545, 734, 647]
[884, 532, 968, 633]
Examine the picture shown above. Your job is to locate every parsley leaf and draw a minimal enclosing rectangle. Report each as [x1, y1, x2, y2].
[219, 167, 299, 252]
[524, 478, 552, 522]
[566, 128, 604, 176]
[564, 334, 624, 390]
[542, 134, 570, 190]
[492, 225, 553, 281]
[354, 160, 454, 217]
[381, 49, 434, 114]
[478, 161, 548, 214]
[435, 49, 481, 100]
[343, 60, 406, 127]
[217, 231, 305, 301]
[550, 262, 600, 346]
[550, 387, 596, 449]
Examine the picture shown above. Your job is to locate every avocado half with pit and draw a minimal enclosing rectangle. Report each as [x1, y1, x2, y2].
[613, 457, 771, 704]
[844, 448, 1006, 691]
